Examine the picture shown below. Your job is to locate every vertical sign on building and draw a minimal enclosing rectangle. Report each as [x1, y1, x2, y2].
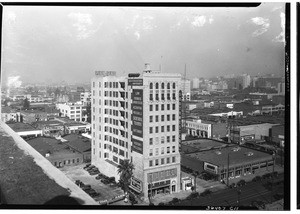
[131, 88, 143, 154]
[179, 90, 182, 147]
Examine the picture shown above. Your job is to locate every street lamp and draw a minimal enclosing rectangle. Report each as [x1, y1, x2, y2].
[271, 151, 275, 203]
[227, 153, 230, 186]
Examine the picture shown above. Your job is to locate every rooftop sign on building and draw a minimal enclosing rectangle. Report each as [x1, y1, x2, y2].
[95, 71, 116, 76]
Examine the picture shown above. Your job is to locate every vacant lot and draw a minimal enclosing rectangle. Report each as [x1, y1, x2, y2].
[60, 164, 124, 202]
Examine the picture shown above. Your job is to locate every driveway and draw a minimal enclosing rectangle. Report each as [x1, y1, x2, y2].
[60, 164, 124, 202]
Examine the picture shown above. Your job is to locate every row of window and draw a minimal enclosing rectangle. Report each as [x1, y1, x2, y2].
[53, 158, 80, 166]
[149, 82, 176, 90]
[149, 146, 176, 156]
[149, 135, 176, 145]
[150, 103, 176, 111]
[149, 92, 176, 101]
[149, 156, 176, 167]
[149, 125, 176, 134]
[104, 134, 129, 145]
[150, 114, 176, 123]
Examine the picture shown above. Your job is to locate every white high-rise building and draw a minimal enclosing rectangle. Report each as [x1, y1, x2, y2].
[179, 79, 191, 101]
[192, 78, 199, 89]
[91, 64, 181, 199]
[242, 74, 251, 89]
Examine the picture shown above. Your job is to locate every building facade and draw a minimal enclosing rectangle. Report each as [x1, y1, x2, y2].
[186, 119, 227, 139]
[80, 92, 91, 106]
[179, 79, 191, 101]
[56, 102, 87, 122]
[91, 65, 181, 199]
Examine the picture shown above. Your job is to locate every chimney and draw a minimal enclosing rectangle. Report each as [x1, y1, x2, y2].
[143, 63, 151, 73]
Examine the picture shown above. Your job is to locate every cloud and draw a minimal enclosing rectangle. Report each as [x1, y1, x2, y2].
[250, 17, 270, 37]
[134, 31, 140, 40]
[68, 12, 97, 40]
[192, 15, 207, 27]
[273, 12, 285, 43]
[7, 76, 22, 88]
[272, 6, 282, 12]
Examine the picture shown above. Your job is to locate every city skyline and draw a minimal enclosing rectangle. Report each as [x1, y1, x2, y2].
[2, 3, 286, 86]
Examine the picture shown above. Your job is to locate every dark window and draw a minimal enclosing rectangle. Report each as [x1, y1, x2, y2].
[150, 82, 153, 89]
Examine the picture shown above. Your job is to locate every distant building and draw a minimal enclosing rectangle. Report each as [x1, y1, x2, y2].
[7, 122, 42, 139]
[277, 82, 285, 95]
[1, 106, 22, 123]
[242, 74, 251, 89]
[21, 108, 60, 124]
[32, 120, 65, 137]
[209, 111, 243, 118]
[271, 125, 284, 147]
[179, 79, 191, 101]
[230, 123, 277, 144]
[56, 102, 87, 122]
[186, 119, 227, 139]
[192, 78, 199, 89]
[80, 92, 91, 106]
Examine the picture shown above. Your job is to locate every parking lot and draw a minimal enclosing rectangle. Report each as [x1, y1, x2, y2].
[60, 164, 124, 202]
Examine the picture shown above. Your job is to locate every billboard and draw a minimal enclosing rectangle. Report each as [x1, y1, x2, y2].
[128, 79, 143, 86]
[131, 89, 143, 138]
[131, 137, 143, 154]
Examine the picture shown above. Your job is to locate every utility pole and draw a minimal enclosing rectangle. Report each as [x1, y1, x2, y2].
[227, 153, 230, 186]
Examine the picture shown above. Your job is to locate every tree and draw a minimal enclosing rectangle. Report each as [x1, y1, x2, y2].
[117, 159, 135, 195]
[23, 98, 30, 109]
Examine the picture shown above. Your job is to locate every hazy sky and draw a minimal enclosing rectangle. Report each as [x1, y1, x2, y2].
[2, 3, 286, 85]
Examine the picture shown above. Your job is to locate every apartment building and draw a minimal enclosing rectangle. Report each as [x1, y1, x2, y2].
[91, 64, 181, 199]
[80, 92, 91, 106]
[56, 102, 87, 122]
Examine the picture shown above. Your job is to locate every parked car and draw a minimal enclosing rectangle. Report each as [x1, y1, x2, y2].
[83, 163, 91, 169]
[95, 174, 102, 180]
[89, 171, 99, 176]
[237, 179, 246, 187]
[75, 180, 83, 187]
[81, 185, 92, 191]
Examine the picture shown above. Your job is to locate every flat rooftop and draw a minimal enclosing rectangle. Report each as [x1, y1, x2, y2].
[33, 120, 64, 126]
[182, 139, 233, 151]
[63, 134, 91, 153]
[187, 146, 273, 168]
[7, 122, 40, 132]
[26, 137, 68, 156]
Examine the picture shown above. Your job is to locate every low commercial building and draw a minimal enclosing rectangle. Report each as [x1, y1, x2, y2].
[7, 122, 42, 139]
[21, 108, 60, 124]
[184, 145, 274, 181]
[56, 102, 87, 122]
[271, 125, 284, 147]
[186, 119, 227, 139]
[26, 136, 83, 168]
[1, 106, 22, 123]
[63, 134, 91, 162]
[32, 120, 65, 137]
[230, 123, 277, 144]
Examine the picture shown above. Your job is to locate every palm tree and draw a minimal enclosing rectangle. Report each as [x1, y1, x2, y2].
[117, 159, 135, 195]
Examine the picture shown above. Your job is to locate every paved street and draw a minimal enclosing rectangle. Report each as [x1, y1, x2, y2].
[175, 173, 284, 207]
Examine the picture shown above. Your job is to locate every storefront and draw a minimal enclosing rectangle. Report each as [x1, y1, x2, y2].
[148, 180, 171, 197]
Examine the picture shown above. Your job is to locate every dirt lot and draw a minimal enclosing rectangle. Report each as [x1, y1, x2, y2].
[60, 164, 124, 202]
